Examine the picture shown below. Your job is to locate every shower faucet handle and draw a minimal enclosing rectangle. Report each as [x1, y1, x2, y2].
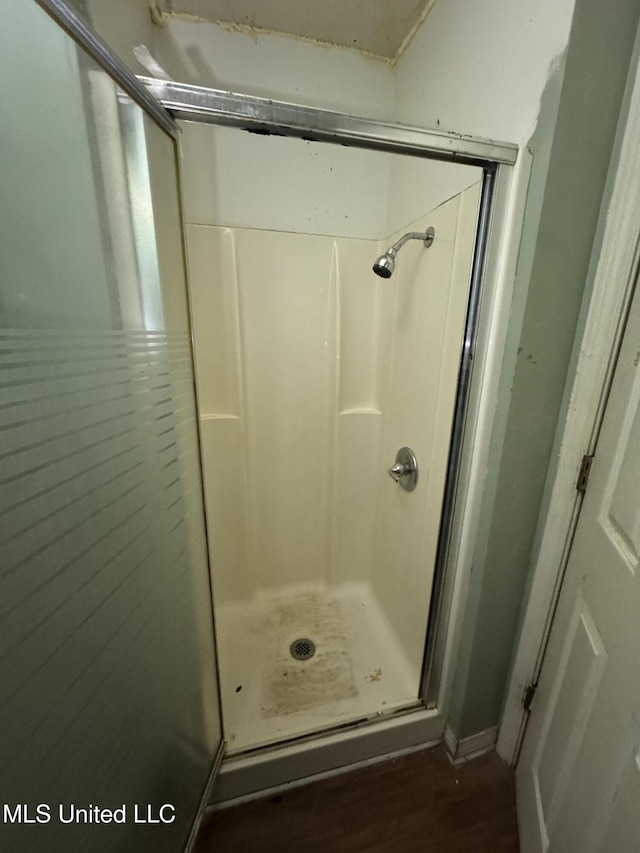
[388, 447, 418, 492]
[388, 463, 407, 481]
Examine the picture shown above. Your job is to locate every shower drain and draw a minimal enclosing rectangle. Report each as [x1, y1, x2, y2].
[289, 638, 316, 661]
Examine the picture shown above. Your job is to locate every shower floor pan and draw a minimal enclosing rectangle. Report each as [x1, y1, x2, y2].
[216, 583, 419, 754]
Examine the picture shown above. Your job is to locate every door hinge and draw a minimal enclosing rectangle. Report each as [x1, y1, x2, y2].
[576, 453, 594, 493]
[523, 682, 537, 712]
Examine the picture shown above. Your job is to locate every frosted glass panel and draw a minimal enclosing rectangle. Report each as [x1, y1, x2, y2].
[0, 4, 220, 852]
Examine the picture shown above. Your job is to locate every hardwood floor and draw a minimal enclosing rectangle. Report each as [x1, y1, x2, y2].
[195, 747, 520, 852]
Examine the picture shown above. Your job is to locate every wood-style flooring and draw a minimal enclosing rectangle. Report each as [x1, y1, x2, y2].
[195, 747, 520, 852]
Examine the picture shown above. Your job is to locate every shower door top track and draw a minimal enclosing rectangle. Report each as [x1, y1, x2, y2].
[138, 77, 518, 168]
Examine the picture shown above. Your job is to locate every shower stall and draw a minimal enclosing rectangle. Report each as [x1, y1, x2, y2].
[140, 76, 518, 798]
[1, 4, 520, 848]
[181, 121, 483, 754]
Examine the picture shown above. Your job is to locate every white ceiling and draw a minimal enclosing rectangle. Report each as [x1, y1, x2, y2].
[162, 0, 436, 61]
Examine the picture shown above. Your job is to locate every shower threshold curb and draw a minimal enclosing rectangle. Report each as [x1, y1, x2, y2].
[209, 706, 442, 805]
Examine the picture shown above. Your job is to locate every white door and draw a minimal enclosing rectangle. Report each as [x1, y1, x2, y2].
[516, 278, 640, 852]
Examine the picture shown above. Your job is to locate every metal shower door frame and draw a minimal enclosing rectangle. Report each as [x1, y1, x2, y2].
[140, 76, 519, 716]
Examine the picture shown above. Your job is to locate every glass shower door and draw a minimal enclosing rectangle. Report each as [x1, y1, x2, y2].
[0, 3, 221, 852]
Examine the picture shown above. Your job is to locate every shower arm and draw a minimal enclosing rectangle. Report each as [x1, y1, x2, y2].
[386, 229, 434, 258]
[373, 226, 435, 278]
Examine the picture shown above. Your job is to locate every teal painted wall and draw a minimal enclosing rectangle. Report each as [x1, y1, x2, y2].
[450, 0, 640, 740]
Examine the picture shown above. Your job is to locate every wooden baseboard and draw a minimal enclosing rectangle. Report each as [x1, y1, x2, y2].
[444, 725, 498, 766]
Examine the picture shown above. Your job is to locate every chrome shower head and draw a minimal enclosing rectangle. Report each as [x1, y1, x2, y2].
[372, 226, 435, 278]
[372, 252, 395, 278]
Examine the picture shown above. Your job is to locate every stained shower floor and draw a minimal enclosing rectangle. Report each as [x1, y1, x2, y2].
[216, 583, 420, 753]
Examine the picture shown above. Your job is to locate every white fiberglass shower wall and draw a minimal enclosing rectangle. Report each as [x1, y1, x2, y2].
[182, 122, 482, 752]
